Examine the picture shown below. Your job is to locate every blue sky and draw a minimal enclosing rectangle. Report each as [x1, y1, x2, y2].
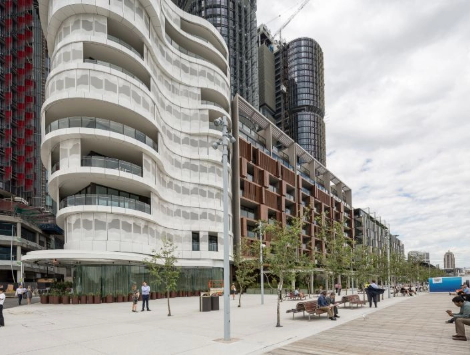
[257, 0, 470, 267]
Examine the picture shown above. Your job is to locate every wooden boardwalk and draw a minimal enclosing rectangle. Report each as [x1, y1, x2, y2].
[267, 293, 470, 355]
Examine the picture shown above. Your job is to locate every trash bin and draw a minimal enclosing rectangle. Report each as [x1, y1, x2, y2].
[200, 293, 211, 312]
[211, 295, 220, 311]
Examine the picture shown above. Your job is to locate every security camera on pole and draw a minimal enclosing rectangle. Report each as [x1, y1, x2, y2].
[211, 116, 235, 341]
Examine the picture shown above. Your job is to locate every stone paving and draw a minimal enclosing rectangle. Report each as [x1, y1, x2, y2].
[0, 292, 465, 354]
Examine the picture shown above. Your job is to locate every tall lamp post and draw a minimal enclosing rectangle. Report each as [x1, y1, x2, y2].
[386, 228, 391, 299]
[211, 116, 235, 341]
[260, 232, 264, 305]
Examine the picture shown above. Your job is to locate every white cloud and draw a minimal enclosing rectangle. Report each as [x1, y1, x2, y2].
[258, 0, 470, 267]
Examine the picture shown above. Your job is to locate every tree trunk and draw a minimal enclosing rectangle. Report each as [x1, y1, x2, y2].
[238, 287, 242, 308]
[276, 277, 283, 327]
[167, 290, 171, 316]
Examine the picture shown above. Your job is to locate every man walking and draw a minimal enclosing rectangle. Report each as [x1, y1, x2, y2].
[15, 285, 24, 306]
[141, 281, 151, 312]
[0, 287, 5, 327]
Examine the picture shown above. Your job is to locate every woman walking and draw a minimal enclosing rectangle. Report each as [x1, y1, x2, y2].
[26, 286, 33, 305]
[131, 284, 140, 313]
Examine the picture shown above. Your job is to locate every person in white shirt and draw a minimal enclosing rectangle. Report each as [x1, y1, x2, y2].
[141, 281, 151, 312]
[15, 285, 24, 306]
[0, 287, 5, 326]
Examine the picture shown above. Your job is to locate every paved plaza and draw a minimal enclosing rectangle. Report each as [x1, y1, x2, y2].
[0, 292, 468, 354]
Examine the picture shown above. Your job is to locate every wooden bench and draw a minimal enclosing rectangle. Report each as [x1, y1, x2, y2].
[341, 294, 366, 308]
[286, 300, 327, 320]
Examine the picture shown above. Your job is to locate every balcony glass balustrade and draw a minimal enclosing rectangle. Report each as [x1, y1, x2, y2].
[84, 59, 145, 87]
[107, 35, 143, 58]
[46, 117, 158, 153]
[81, 156, 142, 177]
[60, 194, 151, 214]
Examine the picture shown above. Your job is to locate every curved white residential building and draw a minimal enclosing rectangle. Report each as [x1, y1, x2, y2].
[24, 0, 232, 295]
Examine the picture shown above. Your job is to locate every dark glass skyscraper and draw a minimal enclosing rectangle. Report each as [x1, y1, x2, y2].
[275, 37, 326, 165]
[175, 0, 259, 108]
[0, 0, 48, 206]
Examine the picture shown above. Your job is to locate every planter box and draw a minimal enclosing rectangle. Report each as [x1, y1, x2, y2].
[72, 297, 79, 304]
[128, 294, 133, 302]
[150, 292, 156, 300]
[94, 295, 101, 304]
[87, 295, 94, 304]
[40, 295, 49, 304]
[80, 295, 87, 304]
[170, 291, 176, 298]
[61, 295, 70, 305]
[49, 295, 60, 304]
[106, 295, 113, 303]
[117, 295, 124, 303]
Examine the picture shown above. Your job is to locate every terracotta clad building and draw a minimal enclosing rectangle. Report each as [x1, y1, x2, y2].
[232, 95, 353, 262]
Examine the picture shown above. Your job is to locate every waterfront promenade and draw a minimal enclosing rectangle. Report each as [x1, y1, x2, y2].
[0, 292, 467, 354]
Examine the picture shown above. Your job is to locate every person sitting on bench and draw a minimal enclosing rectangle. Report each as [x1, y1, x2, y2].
[318, 291, 337, 321]
[326, 292, 340, 318]
[445, 296, 470, 324]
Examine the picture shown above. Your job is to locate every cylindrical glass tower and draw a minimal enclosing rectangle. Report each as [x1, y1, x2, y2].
[288, 37, 325, 165]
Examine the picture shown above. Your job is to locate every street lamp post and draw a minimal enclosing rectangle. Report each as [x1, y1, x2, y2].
[260, 232, 264, 305]
[211, 116, 235, 342]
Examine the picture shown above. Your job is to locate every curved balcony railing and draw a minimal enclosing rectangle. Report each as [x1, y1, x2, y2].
[165, 33, 204, 61]
[107, 34, 143, 59]
[51, 162, 60, 174]
[46, 117, 158, 153]
[60, 194, 151, 214]
[81, 156, 142, 176]
[83, 59, 145, 87]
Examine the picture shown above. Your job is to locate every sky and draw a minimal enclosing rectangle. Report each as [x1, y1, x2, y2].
[257, 0, 470, 268]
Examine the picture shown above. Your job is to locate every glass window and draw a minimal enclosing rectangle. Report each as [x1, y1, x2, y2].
[208, 234, 218, 252]
[192, 232, 200, 251]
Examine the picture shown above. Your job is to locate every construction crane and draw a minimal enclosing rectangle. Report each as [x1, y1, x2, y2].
[272, 0, 311, 39]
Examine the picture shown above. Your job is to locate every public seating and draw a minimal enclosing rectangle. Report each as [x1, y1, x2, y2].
[341, 294, 366, 308]
[286, 300, 327, 320]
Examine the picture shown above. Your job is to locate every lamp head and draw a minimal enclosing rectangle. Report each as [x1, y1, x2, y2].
[230, 136, 236, 144]
[212, 141, 220, 150]
[213, 117, 223, 126]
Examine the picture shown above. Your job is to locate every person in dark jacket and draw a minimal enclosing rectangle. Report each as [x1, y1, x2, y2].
[317, 291, 337, 321]
[326, 292, 340, 318]
[367, 280, 384, 308]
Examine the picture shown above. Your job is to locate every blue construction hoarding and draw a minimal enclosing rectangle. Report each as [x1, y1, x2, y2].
[428, 277, 462, 292]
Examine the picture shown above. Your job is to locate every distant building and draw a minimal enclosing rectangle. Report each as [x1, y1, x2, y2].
[408, 251, 430, 264]
[353, 208, 404, 256]
[444, 250, 455, 270]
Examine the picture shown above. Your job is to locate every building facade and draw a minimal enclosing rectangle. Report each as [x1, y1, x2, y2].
[232, 95, 353, 264]
[408, 251, 430, 264]
[354, 208, 404, 256]
[275, 37, 326, 165]
[0, 198, 65, 282]
[444, 250, 455, 270]
[23, 0, 232, 295]
[0, 0, 48, 207]
[174, 0, 259, 108]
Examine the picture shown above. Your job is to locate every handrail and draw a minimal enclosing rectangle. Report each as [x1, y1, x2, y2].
[46, 117, 158, 153]
[60, 194, 151, 214]
[107, 35, 143, 58]
[81, 156, 142, 177]
[83, 59, 145, 86]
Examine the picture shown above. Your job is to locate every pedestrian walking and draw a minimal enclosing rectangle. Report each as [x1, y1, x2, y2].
[366, 280, 384, 308]
[335, 282, 342, 296]
[141, 281, 151, 311]
[131, 284, 139, 313]
[0, 287, 5, 327]
[231, 283, 236, 300]
[15, 285, 24, 305]
[26, 286, 33, 305]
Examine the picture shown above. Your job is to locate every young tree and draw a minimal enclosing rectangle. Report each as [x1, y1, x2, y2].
[315, 215, 354, 292]
[258, 214, 304, 327]
[145, 238, 181, 316]
[234, 237, 260, 308]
